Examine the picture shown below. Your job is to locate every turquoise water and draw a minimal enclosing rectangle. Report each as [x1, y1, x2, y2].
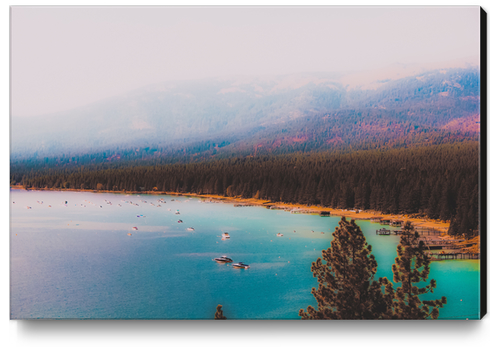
[10, 190, 480, 319]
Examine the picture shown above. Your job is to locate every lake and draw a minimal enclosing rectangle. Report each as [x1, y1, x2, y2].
[10, 189, 481, 319]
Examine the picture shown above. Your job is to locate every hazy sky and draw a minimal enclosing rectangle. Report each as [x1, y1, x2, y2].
[11, 6, 480, 118]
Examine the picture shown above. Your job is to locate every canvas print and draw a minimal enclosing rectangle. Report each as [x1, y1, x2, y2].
[10, 6, 484, 320]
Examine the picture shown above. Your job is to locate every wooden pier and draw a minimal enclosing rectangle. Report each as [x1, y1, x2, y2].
[425, 251, 480, 260]
[436, 252, 480, 260]
[413, 228, 444, 236]
[376, 228, 392, 235]
[422, 239, 465, 249]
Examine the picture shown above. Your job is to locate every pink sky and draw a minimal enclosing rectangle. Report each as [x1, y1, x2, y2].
[11, 6, 480, 118]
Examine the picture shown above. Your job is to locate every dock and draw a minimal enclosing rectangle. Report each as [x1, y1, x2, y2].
[422, 238, 465, 249]
[413, 227, 444, 236]
[427, 252, 480, 260]
[376, 228, 392, 235]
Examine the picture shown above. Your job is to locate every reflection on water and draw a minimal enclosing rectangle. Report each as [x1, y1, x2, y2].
[10, 189, 480, 319]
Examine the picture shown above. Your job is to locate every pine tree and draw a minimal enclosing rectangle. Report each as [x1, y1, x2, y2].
[299, 217, 394, 319]
[391, 222, 447, 319]
[214, 304, 227, 320]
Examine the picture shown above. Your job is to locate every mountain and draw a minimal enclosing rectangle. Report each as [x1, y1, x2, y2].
[11, 67, 480, 161]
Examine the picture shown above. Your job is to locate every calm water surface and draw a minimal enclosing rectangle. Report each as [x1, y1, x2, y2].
[10, 190, 480, 319]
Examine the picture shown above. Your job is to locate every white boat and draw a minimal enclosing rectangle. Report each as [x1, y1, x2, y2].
[132, 227, 138, 231]
[276, 233, 284, 237]
[232, 262, 250, 269]
[221, 232, 230, 239]
[213, 255, 233, 263]
[186, 227, 195, 231]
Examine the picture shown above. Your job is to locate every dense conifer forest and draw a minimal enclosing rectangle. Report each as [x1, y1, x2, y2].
[12, 142, 479, 237]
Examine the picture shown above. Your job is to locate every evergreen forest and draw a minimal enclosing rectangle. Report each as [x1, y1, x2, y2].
[12, 141, 479, 237]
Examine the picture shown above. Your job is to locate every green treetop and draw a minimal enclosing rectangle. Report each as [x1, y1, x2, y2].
[391, 222, 447, 319]
[299, 217, 394, 319]
[214, 304, 227, 320]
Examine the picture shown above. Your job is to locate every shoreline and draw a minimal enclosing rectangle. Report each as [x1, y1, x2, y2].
[11, 186, 480, 255]
[11, 185, 450, 232]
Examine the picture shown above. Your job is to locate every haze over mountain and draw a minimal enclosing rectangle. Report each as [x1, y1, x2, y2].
[11, 64, 480, 161]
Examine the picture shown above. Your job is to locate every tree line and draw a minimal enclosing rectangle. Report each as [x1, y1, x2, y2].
[14, 142, 479, 237]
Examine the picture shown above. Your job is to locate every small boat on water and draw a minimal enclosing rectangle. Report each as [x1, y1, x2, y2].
[175, 211, 180, 215]
[127, 233, 132, 236]
[132, 227, 138, 231]
[233, 262, 250, 269]
[276, 233, 284, 237]
[177, 220, 183, 223]
[186, 227, 195, 231]
[222, 232, 230, 239]
[213, 255, 233, 263]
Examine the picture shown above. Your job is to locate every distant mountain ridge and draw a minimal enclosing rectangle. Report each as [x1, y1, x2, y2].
[11, 67, 480, 161]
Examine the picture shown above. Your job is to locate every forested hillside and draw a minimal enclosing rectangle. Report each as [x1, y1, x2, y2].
[11, 68, 480, 160]
[14, 142, 479, 237]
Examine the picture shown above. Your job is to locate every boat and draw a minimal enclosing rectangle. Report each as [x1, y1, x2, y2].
[221, 232, 230, 239]
[132, 227, 138, 231]
[127, 233, 132, 236]
[276, 233, 284, 237]
[213, 255, 233, 263]
[232, 262, 250, 269]
[177, 220, 183, 223]
[186, 227, 195, 231]
[175, 211, 180, 215]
